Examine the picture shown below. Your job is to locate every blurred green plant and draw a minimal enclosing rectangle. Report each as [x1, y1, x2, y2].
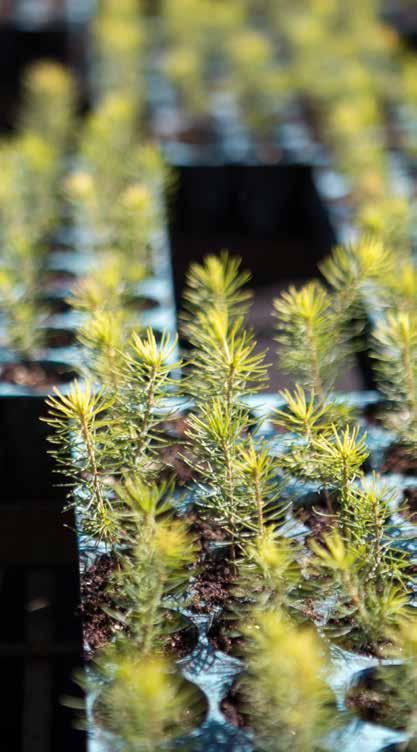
[21, 61, 76, 150]
[243, 610, 336, 752]
[108, 475, 197, 652]
[43, 380, 117, 544]
[88, 650, 198, 752]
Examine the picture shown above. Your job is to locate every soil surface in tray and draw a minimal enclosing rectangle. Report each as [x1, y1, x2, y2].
[382, 443, 417, 476]
[79, 553, 121, 655]
[188, 515, 238, 611]
[346, 664, 409, 730]
[79, 515, 236, 658]
[294, 491, 338, 541]
[381, 443, 417, 519]
[221, 681, 249, 729]
[0, 362, 75, 390]
[43, 328, 77, 349]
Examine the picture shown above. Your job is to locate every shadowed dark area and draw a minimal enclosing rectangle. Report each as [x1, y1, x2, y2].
[0, 504, 85, 752]
[169, 163, 336, 303]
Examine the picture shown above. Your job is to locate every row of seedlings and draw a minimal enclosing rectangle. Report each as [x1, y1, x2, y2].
[42, 238, 417, 751]
[0, 61, 81, 500]
[60, 1, 185, 748]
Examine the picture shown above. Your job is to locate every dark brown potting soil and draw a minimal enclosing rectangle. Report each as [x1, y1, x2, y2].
[43, 270, 77, 294]
[188, 516, 236, 612]
[345, 665, 407, 730]
[160, 442, 196, 484]
[220, 681, 248, 729]
[346, 685, 390, 726]
[79, 515, 236, 659]
[382, 444, 417, 476]
[295, 493, 337, 541]
[165, 621, 199, 659]
[0, 362, 74, 389]
[125, 296, 160, 312]
[404, 487, 417, 515]
[79, 553, 121, 655]
[43, 328, 76, 349]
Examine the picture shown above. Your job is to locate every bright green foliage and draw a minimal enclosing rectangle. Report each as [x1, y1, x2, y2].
[80, 94, 138, 182]
[75, 94, 140, 231]
[237, 438, 283, 538]
[182, 251, 252, 327]
[236, 531, 303, 616]
[275, 391, 367, 506]
[358, 196, 412, 251]
[70, 256, 150, 391]
[162, 0, 246, 116]
[21, 61, 76, 150]
[185, 402, 285, 552]
[0, 130, 56, 357]
[183, 253, 274, 558]
[274, 385, 336, 438]
[186, 308, 268, 404]
[274, 384, 355, 439]
[93, 650, 197, 752]
[40, 230, 417, 744]
[273, 281, 353, 398]
[185, 398, 249, 551]
[77, 310, 127, 390]
[342, 474, 403, 585]
[132, 143, 171, 199]
[320, 237, 395, 313]
[111, 329, 179, 477]
[93, 0, 144, 105]
[372, 311, 417, 446]
[64, 168, 100, 234]
[109, 476, 197, 653]
[243, 611, 335, 752]
[68, 253, 146, 314]
[183, 253, 262, 407]
[70, 325, 178, 476]
[273, 388, 368, 525]
[386, 260, 417, 314]
[310, 425, 368, 507]
[0, 268, 44, 358]
[68, 256, 127, 314]
[311, 530, 410, 650]
[0, 134, 59, 255]
[164, 46, 206, 115]
[66, 144, 164, 278]
[115, 182, 160, 271]
[3, 300, 44, 359]
[226, 29, 289, 136]
[372, 310, 417, 405]
[43, 381, 117, 544]
[114, 474, 174, 540]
